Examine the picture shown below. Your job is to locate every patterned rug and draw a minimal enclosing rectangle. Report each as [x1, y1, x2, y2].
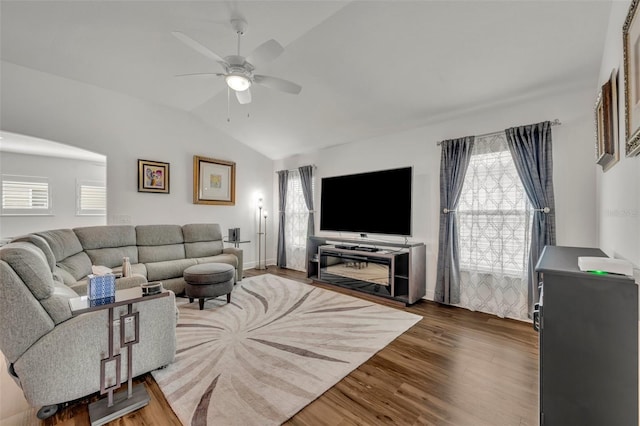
[152, 274, 421, 426]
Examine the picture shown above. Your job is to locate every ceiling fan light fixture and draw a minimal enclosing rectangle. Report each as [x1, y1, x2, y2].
[225, 74, 251, 92]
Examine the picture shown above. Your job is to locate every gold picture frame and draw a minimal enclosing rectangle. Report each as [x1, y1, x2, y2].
[193, 155, 236, 205]
[595, 69, 619, 171]
[623, 0, 640, 156]
[138, 159, 170, 193]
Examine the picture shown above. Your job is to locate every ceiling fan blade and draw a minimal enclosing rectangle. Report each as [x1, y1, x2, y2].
[174, 73, 224, 78]
[254, 75, 302, 95]
[235, 88, 252, 105]
[172, 31, 228, 67]
[246, 39, 284, 65]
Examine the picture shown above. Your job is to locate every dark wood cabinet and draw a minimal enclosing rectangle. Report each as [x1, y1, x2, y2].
[535, 246, 638, 426]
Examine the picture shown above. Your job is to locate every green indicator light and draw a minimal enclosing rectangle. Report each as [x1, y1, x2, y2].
[590, 270, 608, 275]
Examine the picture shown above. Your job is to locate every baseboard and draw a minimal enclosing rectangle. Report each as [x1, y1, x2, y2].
[425, 289, 435, 301]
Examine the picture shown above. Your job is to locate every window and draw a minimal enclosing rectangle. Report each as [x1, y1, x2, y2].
[1, 174, 52, 215]
[284, 169, 314, 271]
[456, 134, 531, 319]
[77, 180, 106, 216]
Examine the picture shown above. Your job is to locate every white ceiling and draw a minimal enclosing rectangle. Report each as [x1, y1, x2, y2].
[1, 1, 612, 159]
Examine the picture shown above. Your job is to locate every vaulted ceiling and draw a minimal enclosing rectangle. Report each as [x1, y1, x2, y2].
[1, 1, 612, 159]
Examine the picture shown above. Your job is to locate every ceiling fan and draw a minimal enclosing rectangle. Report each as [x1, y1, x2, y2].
[172, 19, 302, 105]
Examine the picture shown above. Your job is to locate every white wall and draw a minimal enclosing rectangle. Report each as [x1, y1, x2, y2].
[276, 86, 598, 300]
[597, 0, 640, 270]
[0, 152, 106, 237]
[1, 61, 276, 268]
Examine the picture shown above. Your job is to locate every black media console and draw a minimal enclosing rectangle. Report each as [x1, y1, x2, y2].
[306, 236, 426, 305]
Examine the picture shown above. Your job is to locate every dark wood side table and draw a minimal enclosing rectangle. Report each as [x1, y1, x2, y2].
[68, 288, 169, 426]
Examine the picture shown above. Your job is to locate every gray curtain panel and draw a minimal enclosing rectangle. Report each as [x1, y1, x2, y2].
[505, 121, 556, 317]
[277, 170, 289, 268]
[435, 136, 475, 304]
[298, 165, 315, 238]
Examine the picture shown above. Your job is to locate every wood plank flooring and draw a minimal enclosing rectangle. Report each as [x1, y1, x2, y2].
[43, 267, 538, 426]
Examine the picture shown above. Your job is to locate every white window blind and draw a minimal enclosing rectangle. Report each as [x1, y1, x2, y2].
[1, 175, 52, 215]
[77, 180, 106, 216]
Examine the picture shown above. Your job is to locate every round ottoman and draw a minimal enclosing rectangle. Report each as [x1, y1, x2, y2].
[183, 263, 235, 310]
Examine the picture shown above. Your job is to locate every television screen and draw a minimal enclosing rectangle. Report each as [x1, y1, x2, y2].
[320, 167, 412, 236]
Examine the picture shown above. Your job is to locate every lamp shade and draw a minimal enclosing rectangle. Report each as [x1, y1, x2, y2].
[226, 74, 251, 92]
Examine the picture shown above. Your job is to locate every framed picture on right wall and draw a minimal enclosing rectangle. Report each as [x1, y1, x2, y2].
[595, 69, 619, 171]
[623, 0, 640, 156]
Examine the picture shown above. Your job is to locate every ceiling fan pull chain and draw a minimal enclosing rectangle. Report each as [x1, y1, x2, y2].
[227, 87, 231, 122]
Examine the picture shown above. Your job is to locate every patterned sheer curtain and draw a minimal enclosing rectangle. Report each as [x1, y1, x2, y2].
[457, 133, 532, 320]
[284, 169, 313, 271]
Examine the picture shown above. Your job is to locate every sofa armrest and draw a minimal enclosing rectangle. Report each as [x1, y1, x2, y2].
[13, 291, 177, 406]
[115, 274, 147, 290]
[223, 247, 243, 281]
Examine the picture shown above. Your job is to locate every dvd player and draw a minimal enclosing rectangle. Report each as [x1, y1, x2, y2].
[335, 244, 358, 250]
[357, 247, 379, 252]
[333, 244, 379, 252]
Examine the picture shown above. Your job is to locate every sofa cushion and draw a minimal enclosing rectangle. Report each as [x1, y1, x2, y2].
[12, 234, 56, 272]
[136, 225, 184, 246]
[84, 246, 139, 268]
[40, 282, 76, 325]
[54, 266, 77, 286]
[58, 251, 93, 281]
[182, 223, 222, 242]
[0, 242, 72, 330]
[35, 229, 92, 280]
[36, 229, 83, 262]
[195, 254, 238, 268]
[138, 245, 186, 263]
[145, 258, 197, 281]
[184, 241, 224, 258]
[182, 224, 223, 257]
[0, 242, 55, 300]
[0, 260, 54, 362]
[74, 225, 136, 249]
[74, 226, 139, 267]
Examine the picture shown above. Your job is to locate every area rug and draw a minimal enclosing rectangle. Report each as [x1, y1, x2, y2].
[151, 274, 421, 426]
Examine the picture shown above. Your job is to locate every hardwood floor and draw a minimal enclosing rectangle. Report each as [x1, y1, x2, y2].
[43, 267, 538, 426]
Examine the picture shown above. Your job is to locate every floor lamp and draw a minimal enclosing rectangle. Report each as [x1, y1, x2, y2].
[263, 211, 268, 270]
[256, 199, 267, 270]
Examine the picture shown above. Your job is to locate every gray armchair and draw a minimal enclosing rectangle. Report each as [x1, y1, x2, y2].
[0, 240, 177, 418]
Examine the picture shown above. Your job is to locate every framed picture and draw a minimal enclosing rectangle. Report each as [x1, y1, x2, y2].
[595, 69, 619, 171]
[193, 155, 235, 205]
[138, 159, 170, 193]
[623, 0, 640, 156]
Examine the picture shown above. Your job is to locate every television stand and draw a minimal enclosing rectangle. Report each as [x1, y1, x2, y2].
[306, 236, 426, 305]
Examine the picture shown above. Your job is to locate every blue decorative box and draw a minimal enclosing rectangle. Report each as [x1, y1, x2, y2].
[89, 296, 115, 307]
[87, 274, 116, 300]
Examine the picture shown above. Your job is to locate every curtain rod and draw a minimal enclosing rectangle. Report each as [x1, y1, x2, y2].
[436, 119, 562, 146]
[275, 165, 316, 173]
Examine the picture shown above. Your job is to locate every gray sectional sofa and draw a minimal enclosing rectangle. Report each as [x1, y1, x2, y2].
[0, 223, 242, 414]
[33, 223, 243, 295]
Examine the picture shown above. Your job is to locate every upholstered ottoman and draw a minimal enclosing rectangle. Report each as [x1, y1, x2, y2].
[183, 263, 235, 310]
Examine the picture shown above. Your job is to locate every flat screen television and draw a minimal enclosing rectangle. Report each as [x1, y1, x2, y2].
[320, 167, 412, 236]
